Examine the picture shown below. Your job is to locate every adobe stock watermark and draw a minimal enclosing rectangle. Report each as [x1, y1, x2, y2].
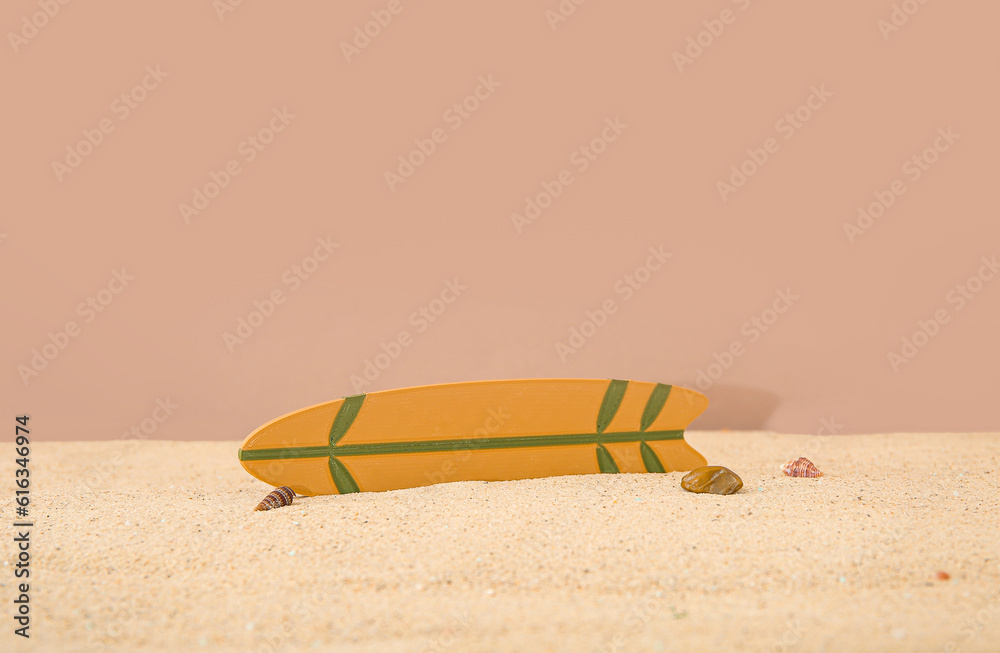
[592, 585, 686, 653]
[349, 278, 467, 391]
[765, 618, 806, 653]
[223, 236, 339, 352]
[671, 0, 753, 73]
[384, 75, 501, 193]
[852, 516, 909, 568]
[887, 255, 998, 372]
[212, 0, 248, 22]
[252, 589, 331, 653]
[81, 398, 179, 492]
[340, 0, 419, 63]
[843, 127, 959, 244]
[7, 0, 73, 55]
[938, 588, 1000, 653]
[716, 84, 833, 202]
[877, 0, 932, 41]
[421, 610, 472, 653]
[801, 416, 844, 460]
[17, 268, 136, 385]
[51, 65, 169, 182]
[84, 598, 139, 650]
[510, 116, 628, 234]
[423, 404, 512, 487]
[693, 288, 799, 390]
[544, 0, 590, 31]
[179, 106, 296, 223]
[555, 246, 671, 362]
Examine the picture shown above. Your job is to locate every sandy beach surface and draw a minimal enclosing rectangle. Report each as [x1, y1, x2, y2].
[2, 432, 998, 653]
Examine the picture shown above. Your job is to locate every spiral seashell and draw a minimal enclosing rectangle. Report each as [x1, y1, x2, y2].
[254, 486, 295, 511]
[781, 457, 823, 477]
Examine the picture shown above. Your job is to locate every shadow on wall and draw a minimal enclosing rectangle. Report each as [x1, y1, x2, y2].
[688, 384, 781, 431]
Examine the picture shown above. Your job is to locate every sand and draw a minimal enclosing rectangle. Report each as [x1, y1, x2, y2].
[3, 432, 999, 653]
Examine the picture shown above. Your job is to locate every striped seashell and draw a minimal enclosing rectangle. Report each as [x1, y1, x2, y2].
[254, 486, 295, 511]
[781, 457, 823, 477]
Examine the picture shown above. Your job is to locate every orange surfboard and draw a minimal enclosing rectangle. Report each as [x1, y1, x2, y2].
[238, 379, 708, 495]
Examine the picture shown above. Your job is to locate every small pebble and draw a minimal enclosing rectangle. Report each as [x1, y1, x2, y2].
[681, 466, 743, 495]
[935, 571, 950, 581]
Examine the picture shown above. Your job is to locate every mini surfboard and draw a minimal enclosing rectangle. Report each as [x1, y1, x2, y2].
[238, 379, 708, 495]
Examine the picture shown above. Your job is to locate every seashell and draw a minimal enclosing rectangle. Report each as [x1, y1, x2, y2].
[254, 486, 295, 511]
[781, 457, 823, 477]
[681, 466, 743, 495]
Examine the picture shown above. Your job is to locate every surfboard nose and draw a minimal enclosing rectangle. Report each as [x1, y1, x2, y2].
[237, 398, 350, 495]
[237, 448, 339, 497]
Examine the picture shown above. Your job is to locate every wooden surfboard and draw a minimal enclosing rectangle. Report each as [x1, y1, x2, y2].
[238, 379, 708, 495]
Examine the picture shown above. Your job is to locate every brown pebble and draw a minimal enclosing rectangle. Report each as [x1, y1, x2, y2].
[681, 466, 743, 495]
[935, 571, 950, 581]
[781, 457, 823, 477]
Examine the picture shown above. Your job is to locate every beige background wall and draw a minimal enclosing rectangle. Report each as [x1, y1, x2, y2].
[3, 1, 998, 440]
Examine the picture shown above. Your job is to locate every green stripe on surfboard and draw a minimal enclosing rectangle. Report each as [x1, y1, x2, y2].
[596, 444, 619, 473]
[327, 395, 365, 493]
[328, 456, 360, 494]
[640, 383, 672, 432]
[240, 445, 330, 460]
[329, 394, 365, 445]
[595, 379, 629, 435]
[639, 383, 672, 472]
[238, 429, 686, 461]
[639, 441, 666, 473]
